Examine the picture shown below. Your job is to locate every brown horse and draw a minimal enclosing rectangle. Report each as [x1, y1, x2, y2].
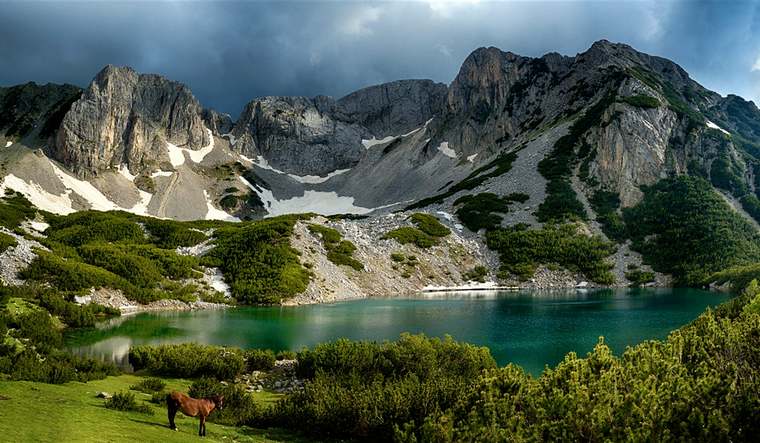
[166, 391, 224, 437]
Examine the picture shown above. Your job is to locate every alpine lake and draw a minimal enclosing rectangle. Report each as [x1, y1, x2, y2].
[65, 288, 730, 376]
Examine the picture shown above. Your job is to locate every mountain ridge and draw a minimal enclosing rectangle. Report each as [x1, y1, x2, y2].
[2, 39, 760, 231]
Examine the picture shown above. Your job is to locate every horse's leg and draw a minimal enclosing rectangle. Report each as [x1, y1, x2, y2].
[199, 415, 205, 437]
[167, 396, 177, 430]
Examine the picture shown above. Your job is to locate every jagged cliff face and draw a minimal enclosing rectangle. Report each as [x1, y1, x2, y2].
[54, 65, 210, 177]
[2, 40, 760, 225]
[228, 79, 447, 176]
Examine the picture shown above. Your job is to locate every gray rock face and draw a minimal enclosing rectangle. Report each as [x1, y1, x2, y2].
[230, 95, 366, 176]
[229, 79, 446, 177]
[54, 65, 210, 177]
[0, 82, 82, 141]
[335, 79, 447, 136]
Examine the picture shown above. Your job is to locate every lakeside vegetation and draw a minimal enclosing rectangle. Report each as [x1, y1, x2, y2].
[5, 279, 753, 442]
[3, 188, 760, 441]
[486, 223, 616, 283]
[307, 223, 363, 271]
[624, 175, 760, 285]
[383, 212, 450, 249]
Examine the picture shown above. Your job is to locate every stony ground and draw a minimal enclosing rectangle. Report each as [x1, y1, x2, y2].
[286, 214, 494, 304]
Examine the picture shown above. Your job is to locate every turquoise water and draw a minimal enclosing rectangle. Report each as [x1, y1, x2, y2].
[65, 288, 730, 376]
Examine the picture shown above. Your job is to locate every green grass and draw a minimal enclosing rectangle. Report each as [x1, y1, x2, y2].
[535, 89, 621, 222]
[618, 94, 660, 109]
[382, 227, 436, 248]
[624, 175, 760, 285]
[453, 193, 511, 232]
[0, 231, 17, 252]
[307, 224, 363, 271]
[0, 190, 36, 229]
[409, 213, 450, 237]
[0, 375, 298, 443]
[486, 223, 616, 283]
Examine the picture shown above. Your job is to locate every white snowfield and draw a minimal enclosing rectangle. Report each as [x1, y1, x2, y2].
[117, 164, 138, 182]
[467, 153, 478, 162]
[4, 141, 11, 148]
[221, 133, 237, 146]
[437, 141, 457, 158]
[166, 128, 216, 167]
[361, 136, 396, 149]
[0, 174, 77, 215]
[241, 154, 350, 184]
[30, 221, 49, 232]
[240, 176, 373, 216]
[203, 267, 231, 297]
[239, 176, 405, 217]
[421, 281, 514, 292]
[150, 170, 174, 178]
[203, 190, 239, 221]
[0, 156, 155, 216]
[706, 120, 731, 136]
[52, 163, 121, 212]
[361, 118, 434, 150]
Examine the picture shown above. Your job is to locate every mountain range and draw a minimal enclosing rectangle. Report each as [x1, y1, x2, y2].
[3, 39, 760, 294]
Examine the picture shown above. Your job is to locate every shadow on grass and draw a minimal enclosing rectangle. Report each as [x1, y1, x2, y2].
[128, 418, 172, 430]
[239, 427, 316, 442]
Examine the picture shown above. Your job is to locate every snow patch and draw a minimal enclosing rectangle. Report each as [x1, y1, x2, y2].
[0, 174, 75, 215]
[2, 160, 153, 216]
[361, 119, 433, 150]
[422, 281, 507, 292]
[362, 136, 396, 149]
[186, 128, 215, 163]
[52, 163, 120, 211]
[74, 295, 92, 305]
[118, 164, 137, 182]
[150, 170, 173, 178]
[30, 221, 49, 232]
[203, 190, 239, 221]
[467, 153, 478, 162]
[165, 128, 215, 167]
[241, 176, 395, 217]
[706, 120, 731, 136]
[4, 141, 11, 148]
[129, 188, 153, 216]
[437, 141, 457, 158]
[221, 133, 237, 146]
[166, 142, 185, 167]
[295, 169, 351, 184]
[247, 155, 349, 184]
[203, 268, 231, 297]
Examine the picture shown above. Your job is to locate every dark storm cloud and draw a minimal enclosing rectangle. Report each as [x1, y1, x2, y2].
[1, 1, 759, 116]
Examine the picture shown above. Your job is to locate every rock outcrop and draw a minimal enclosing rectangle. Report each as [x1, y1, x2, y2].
[53, 65, 210, 177]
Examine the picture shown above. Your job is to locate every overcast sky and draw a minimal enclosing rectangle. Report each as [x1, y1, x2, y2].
[1, 1, 759, 116]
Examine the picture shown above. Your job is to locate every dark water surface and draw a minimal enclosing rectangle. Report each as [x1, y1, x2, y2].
[65, 288, 730, 375]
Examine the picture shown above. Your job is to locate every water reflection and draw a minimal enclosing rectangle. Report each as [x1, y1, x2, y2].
[65, 288, 730, 375]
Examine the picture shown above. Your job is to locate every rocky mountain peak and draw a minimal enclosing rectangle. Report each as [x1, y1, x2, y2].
[53, 64, 209, 177]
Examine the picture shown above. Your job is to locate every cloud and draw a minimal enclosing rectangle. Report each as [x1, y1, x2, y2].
[0, 1, 759, 113]
[753, 55, 760, 72]
[340, 6, 383, 36]
[427, 0, 481, 18]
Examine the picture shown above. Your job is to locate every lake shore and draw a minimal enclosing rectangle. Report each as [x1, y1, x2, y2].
[79, 287, 230, 315]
